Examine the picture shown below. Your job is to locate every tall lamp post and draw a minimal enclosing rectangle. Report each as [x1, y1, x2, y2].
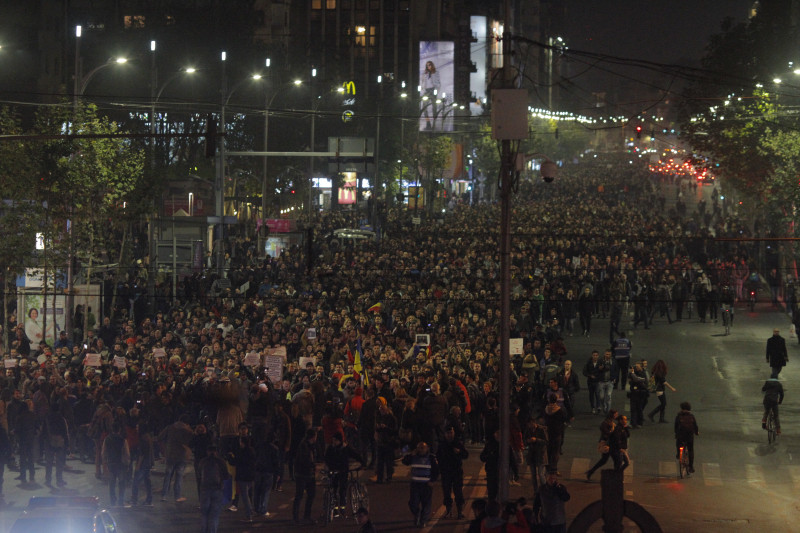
[69, 24, 127, 336]
[148, 48, 197, 311]
[259, 73, 303, 257]
[215, 55, 264, 274]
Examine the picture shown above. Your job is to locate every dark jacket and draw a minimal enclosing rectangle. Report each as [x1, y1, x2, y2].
[198, 453, 231, 491]
[762, 379, 785, 406]
[437, 436, 468, 475]
[534, 479, 571, 526]
[293, 437, 317, 478]
[228, 437, 257, 482]
[324, 442, 363, 473]
[766, 334, 788, 368]
[674, 409, 699, 441]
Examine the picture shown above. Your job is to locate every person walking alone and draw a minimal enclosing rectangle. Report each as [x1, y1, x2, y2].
[766, 329, 788, 379]
[647, 360, 677, 423]
[402, 441, 439, 528]
[292, 429, 318, 525]
[198, 444, 230, 533]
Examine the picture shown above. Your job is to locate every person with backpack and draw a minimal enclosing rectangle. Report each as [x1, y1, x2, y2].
[102, 422, 130, 507]
[198, 444, 231, 533]
[674, 402, 699, 473]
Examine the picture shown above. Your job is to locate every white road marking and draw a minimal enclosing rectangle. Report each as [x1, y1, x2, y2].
[703, 463, 722, 486]
[658, 460, 676, 480]
[745, 464, 765, 487]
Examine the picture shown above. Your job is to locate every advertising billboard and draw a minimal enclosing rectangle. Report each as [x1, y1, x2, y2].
[419, 41, 455, 132]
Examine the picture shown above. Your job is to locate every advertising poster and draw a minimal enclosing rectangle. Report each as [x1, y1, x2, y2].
[419, 41, 456, 132]
[22, 293, 65, 346]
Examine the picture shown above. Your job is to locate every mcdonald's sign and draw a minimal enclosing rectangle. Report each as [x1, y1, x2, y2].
[342, 81, 356, 95]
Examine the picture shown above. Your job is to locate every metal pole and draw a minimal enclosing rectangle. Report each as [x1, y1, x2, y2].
[148, 41, 158, 314]
[498, 0, 513, 504]
[215, 53, 227, 276]
[260, 92, 270, 256]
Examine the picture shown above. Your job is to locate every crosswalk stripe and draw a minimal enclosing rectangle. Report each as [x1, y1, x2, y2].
[658, 460, 676, 480]
[745, 464, 765, 486]
[703, 463, 722, 486]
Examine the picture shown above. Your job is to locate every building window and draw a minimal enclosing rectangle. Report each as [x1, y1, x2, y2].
[313, 0, 336, 9]
[353, 25, 375, 47]
[124, 15, 146, 28]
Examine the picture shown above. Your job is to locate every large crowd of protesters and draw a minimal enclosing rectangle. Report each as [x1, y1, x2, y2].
[0, 156, 791, 531]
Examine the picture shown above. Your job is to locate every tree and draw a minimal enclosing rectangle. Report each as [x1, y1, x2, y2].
[679, 8, 800, 227]
[31, 102, 146, 335]
[0, 109, 41, 350]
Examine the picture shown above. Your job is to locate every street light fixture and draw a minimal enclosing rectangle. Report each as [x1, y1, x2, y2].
[77, 56, 129, 100]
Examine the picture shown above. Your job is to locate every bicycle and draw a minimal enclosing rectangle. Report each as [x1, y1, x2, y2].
[766, 408, 778, 445]
[721, 304, 732, 335]
[345, 466, 369, 518]
[321, 466, 369, 525]
[677, 443, 691, 479]
[321, 469, 342, 525]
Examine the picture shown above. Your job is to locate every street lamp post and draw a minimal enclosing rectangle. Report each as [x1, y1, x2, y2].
[148, 55, 197, 312]
[308, 67, 317, 213]
[215, 59, 265, 273]
[69, 24, 127, 337]
[259, 74, 302, 257]
[215, 51, 227, 276]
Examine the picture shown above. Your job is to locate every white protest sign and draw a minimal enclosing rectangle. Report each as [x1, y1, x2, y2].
[266, 346, 287, 359]
[263, 355, 285, 385]
[509, 338, 523, 356]
[84, 353, 102, 367]
[153, 348, 167, 358]
[4, 359, 17, 368]
[113, 356, 127, 369]
[244, 351, 261, 367]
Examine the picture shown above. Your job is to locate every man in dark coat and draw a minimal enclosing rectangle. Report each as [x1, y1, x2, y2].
[766, 329, 788, 378]
[43, 402, 69, 487]
[437, 425, 468, 518]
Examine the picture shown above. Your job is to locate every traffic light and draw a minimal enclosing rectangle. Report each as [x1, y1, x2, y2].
[635, 125, 642, 139]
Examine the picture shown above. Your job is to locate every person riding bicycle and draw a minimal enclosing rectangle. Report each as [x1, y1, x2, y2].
[745, 273, 760, 305]
[674, 402, 699, 473]
[762, 377, 784, 435]
[324, 431, 364, 514]
[720, 285, 735, 325]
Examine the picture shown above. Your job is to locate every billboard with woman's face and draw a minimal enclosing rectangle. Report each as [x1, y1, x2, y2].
[419, 41, 455, 132]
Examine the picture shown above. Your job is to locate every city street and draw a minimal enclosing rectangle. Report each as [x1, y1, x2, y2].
[0, 298, 798, 532]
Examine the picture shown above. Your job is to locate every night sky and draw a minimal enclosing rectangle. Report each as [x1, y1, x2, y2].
[554, 1, 755, 114]
[564, 0, 754, 65]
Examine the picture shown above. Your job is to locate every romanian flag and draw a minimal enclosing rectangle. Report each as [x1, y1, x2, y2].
[426, 344, 432, 359]
[367, 302, 382, 313]
[353, 338, 369, 387]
